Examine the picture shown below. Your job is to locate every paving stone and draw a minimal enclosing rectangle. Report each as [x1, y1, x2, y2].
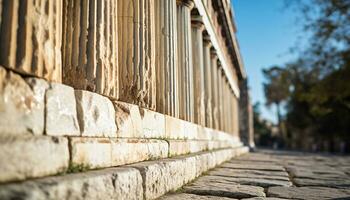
[0, 68, 48, 135]
[0, 135, 69, 183]
[208, 169, 290, 181]
[242, 198, 287, 200]
[219, 162, 285, 172]
[195, 175, 292, 188]
[184, 181, 265, 199]
[268, 186, 350, 200]
[70, 137, 168, 169]
[209, 168, 289, 179]
[75, 90, 116, 137]
[0, 167, 143, 200]
[293, 177, 350, 188]
[46, 83, 80, 136]
[160, 193, 236, 200]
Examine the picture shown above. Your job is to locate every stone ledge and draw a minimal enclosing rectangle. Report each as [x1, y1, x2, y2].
[70, 137, 168, 169]
[0, 167, 143, 200]
[0, 135, 69, 183]
[0, 147, 249, 200]
[130, 147, 249, 200]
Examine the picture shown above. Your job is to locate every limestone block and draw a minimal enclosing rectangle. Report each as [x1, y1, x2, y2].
[0, 0, 62, 82]
[141, 108, 166, 138]
[0, 135, 69, 183]
[70, 137, 168, 169]
[131, 148, 241, 200]
[75, 90, 116, 137]
[168, 140, 209, 156]
[165, 115, 185, 139]
[0, 167, 143, 200]
[0, 67, 48, 135]
[45, 83, 80, 136]
[114, 101, 143, 138]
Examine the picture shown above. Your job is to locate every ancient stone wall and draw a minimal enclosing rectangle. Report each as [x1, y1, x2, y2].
[0, 0, 250, 198]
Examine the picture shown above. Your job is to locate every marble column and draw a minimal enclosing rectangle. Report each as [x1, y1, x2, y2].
[210, 48, 220, 130]
[217, 62, 223, 131]
[203, 32, 213, 128]
[62, 0, 118, 97]
[191, 13, 206, 126]
[176, 0, 194, 122]
[155, 0, 178, 117]
[239, 79, 255, 148]
[0, 0, 62, 82]
[118, 0, 156, 110]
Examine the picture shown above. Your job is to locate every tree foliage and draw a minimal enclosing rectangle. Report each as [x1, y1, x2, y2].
[261, 0, 350, 151]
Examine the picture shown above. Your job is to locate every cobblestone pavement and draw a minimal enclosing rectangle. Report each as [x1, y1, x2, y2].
[160, 149, 350, 200]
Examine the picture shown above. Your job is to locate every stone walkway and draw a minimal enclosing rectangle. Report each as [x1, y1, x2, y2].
[160, 149, 350, 200]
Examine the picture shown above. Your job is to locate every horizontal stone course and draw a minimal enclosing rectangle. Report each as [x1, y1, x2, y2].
[0, 167, 143, 200]
[0, 135, 69, 183]
[130, 147, 248, 200]
[70, 137, 168, 169]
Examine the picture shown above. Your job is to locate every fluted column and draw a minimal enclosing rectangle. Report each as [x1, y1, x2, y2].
[217, 62, 223, 131]
[62, 0, 118, 97]
[0, 0, 62, 82]
[155, 0, 178, 117]
[203, 33, 213, 128]
[118, 0, 156, 109]
[191, 13, 205, 126]
[210, 48, 219, 130]
[177, 0, 194, 122]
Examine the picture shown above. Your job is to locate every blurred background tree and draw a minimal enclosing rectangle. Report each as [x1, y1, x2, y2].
[260, 0, 350, 153]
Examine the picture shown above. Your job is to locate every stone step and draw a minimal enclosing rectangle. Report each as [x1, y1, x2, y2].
[0, 146, 249, 200]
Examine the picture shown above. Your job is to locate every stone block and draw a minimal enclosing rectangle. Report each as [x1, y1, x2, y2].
[75, 90, 116, 137]
[70, 137, 168, 169]
[45, 83, 80, 136]
[0, 135, 69, 183]
[114, 101, 143, 138]
[141, 108, 166, 138]
[160, 193, 235, 200]
[0, 167, 143, 200]
[168, 140, 209, 156]
[131, 148, 241, 200]
[0, 67, 48, 135]
[165, 115, 185, 139]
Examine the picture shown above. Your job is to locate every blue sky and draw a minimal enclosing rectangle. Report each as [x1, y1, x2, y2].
[232, 0, 301, 123]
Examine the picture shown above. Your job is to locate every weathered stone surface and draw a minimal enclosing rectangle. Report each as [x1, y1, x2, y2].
[268, 186, 350, 200]
[242, 198, 286, 200]
[184, 181, 265, 199]
[168, 140, 209, 156]
[220, 162, 285, 172]
[0, 135, 69, 183]
[62, 0, 119, 99]
[131, 148, 243, 200]
[46, 83, 80, 136]
[0, 167, 143, 200]
[70, 137, 168, 169]
[196, 175, 292, 188]
[141, 108, 166, 138]
[75, 90, 116, 137]
[114, 101, 143, 138]
[160, 193, 236, 200]
[0, 68, 48, 135]
[117, 0, 156, 110]
[208, 168, 290, 181]
[0, 1, 62, 82]
[293, 177, 350, 188]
